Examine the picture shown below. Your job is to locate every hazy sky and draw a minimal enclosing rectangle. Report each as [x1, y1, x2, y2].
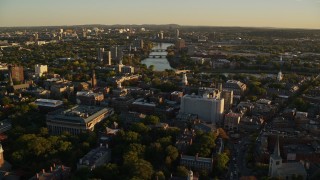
[0, 0, 319, 29]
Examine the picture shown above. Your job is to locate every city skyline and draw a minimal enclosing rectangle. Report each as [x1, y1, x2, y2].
[1, 0, 320, 29]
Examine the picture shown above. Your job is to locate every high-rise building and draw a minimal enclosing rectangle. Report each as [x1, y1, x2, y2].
[277, 56, 283, 81]
[97, 48, 104, 62]
[35, 64, 48, 77]
[176, 29, 180, 39]
[111, 45, 123, 62]
[180, 94, 224, 124]
[9, 65, 24, 83]
[106, 51, 112, 66]
[160, 32, 164, 39]
[134, 39, 144, 49]
[221, 90, 233, 111]
[175, 38, 186, 50]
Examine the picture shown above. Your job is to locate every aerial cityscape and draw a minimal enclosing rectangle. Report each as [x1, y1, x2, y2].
[0, 0, 320, 180]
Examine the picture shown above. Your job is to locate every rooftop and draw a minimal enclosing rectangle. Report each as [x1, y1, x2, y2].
[181, 155, 212, 163]
[78, 145, 110, 167]
[76, 91, 103, 97]
[35, 99, 63, 107]
[277, 162, 307, 177]
[48, 105, 110, 124]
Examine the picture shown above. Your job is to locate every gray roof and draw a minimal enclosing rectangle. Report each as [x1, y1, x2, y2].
[48, 105, 110, 124]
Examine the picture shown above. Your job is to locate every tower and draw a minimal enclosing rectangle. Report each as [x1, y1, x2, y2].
[107, 51, 111, 66]
[8, 65, 13, 86]
[115, 46, 118, 59]
[0, 143, 4, 167]
[277, 55, 283, 81]
[91, 70, 97, 89]
[176, 29, 179, 39]
[182, 73, 188, 86]
[269, 135, 282, 177]
[97, 48, 104, 62]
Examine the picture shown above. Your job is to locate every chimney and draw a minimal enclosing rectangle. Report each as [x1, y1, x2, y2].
[50, 166, 53, 172]
[100, 143, 102, 147]
[106, 144, 109, 149]
[36, 173, 39, 179]
[42, 169, 45, 174]
[53, 163, 56, 168]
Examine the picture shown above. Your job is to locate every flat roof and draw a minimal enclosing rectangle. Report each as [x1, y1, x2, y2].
[78, 146, 110, 167]
[35, 99, 63, 107]
[132, 101, 156, 107]
[48, 105, 110, 124]
[76, 91, 103, 97]
[181, 155, 212, 163]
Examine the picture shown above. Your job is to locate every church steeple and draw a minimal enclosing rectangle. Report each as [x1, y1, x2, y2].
[269, 134, 283, 177]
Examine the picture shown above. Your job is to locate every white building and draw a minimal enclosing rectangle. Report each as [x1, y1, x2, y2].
[180, 94, 224, 124]
[35, 64, 48, 77]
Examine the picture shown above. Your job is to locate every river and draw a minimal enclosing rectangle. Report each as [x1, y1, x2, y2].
[141, 43, 174, 71]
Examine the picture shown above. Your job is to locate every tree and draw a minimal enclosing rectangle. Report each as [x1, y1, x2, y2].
[1, 96, 11, 106]
[126, 143, 145, 158]
[146, 142, 164, 167]
[91, 163, 120, 180]
[149, 65, 155, 71]
[217, 152, 229, 171]
[72, 168, 90, 180]
[153, 171, 165, 180]
[144, 115, 160, 125]
[129, 159, 154, 180]
[131, 122, 150, 134]
[165, 145, 179, 167]
[187, 132, 217, 157]
[157, 136, 172, 147]
[176, 166, 189, 177]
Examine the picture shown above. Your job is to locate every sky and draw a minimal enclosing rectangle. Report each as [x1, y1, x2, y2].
[0, 0, 320, 29]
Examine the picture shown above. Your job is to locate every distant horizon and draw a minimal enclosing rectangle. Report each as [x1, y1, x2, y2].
[1, 23, 320, 30]
[1, 0, 320, 29]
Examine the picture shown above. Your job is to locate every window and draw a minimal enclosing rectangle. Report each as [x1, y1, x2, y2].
[276, 161, 280, 165]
